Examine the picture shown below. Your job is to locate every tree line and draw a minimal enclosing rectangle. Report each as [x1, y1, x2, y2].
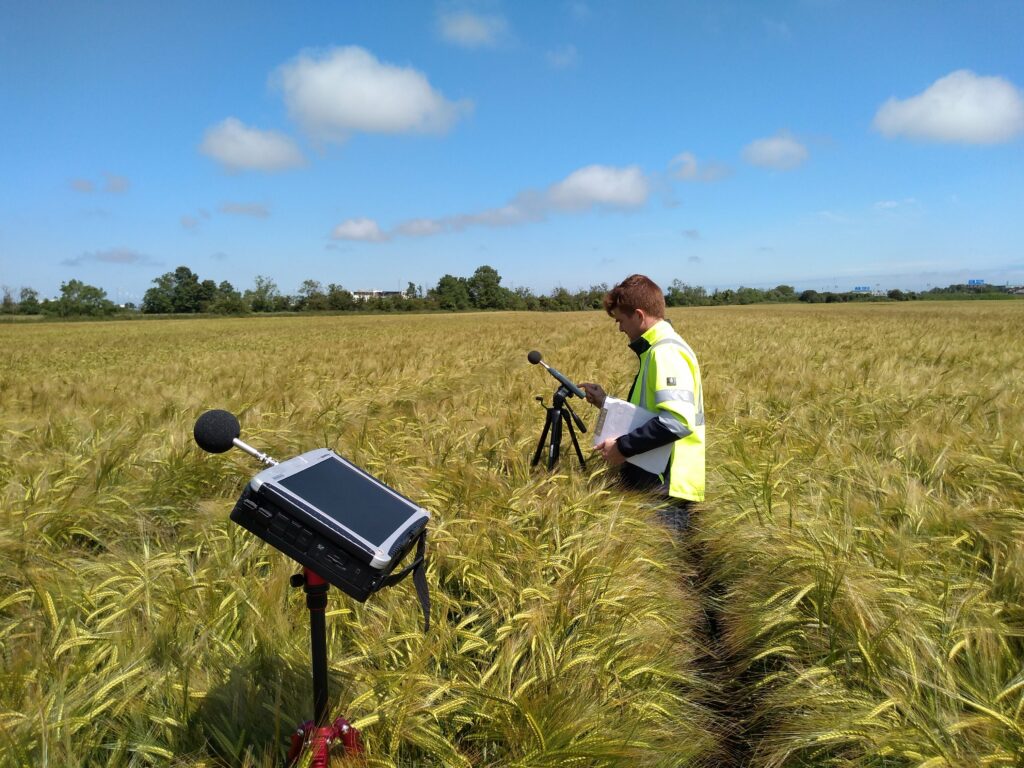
[1, 266, 1019, 318]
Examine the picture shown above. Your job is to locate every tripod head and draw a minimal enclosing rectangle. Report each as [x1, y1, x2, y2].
[537, 385, 588, 433]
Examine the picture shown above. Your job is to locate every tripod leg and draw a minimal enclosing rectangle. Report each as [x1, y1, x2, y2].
[548, 408, 562, 470]
[563, 411, 587, 469]
[305, 574, 330, 725]
[286, 570, 335, 768]
[532, 412, 553, 466]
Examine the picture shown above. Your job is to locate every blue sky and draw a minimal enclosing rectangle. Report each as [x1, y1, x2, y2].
[2, 0, 1023, 303]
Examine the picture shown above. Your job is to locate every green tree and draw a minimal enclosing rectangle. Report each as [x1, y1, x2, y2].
[735, 286, 766, 305]
[142, 272, 174, 313]
[52, 279, 116, 317]
[296, 280, 328, 311]
[511, 286, 537, 310]
[18, 287, 41, 315]
[326, 283, 356, 311]
[430, 274, 471, 310]
[544, 286, 574, 311]
[577, 284, 608, 309]
[467, 265, 510, 309]
[142, 266, 209, 313]
[207, 281, 248, 314]
[169, 267, 203, 313]
[197, 278, 218, 310]
[244, 275, 281, 312]
[666, 280, 707, 306]
[711, 288, 735, 305]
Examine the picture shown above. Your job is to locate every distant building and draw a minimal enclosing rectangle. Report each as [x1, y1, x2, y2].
[352, 289, 405, 302]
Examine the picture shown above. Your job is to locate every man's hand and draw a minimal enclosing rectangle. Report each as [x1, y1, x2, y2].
[579, 382, 607, 408]
[594, 437, 626, 466]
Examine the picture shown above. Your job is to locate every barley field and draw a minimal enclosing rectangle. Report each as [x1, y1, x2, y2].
[1, 302, 1022, 767]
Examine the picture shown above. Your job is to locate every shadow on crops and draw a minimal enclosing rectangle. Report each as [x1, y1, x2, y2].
[190, 652, 339, 765]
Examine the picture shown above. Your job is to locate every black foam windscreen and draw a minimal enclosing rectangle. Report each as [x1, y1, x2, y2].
[194, 409, 241, 454]
[527, 350, 542, 365]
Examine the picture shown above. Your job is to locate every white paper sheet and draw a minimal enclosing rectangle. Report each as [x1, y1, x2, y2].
[592, 396, 672, 475]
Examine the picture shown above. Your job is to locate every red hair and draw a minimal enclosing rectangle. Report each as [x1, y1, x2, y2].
[603, 274, 665, 318]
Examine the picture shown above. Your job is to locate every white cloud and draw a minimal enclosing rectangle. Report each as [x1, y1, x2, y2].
[382, 163, 649, 241]
[763, 19, 791, 39]
[671, 152, 699, 179]
[219, 202, 270, 218]
[438, 11, 508, 48]
[669, 151, 730, 181]
[276, 46, 471, 141]
[874, 197, 917, 210]
[548, 164, 649, 210]
[200, 118, 305, 172]
[569, 2, 591, 21]
[449, 198, 542, 230]
[104, 173, 130, 193]
[332, 218, 389, 242]
[70, 174, 130, 193]
[397, 218, 446, 237]
[742, 131, 809, 170]
[181, 215, 200, 231]
[395, 195, 544, 237]
[682, 229, 700, 239]
[873, 70, 1024, 144]
[62, 247, 152, 266]
[546, 44, 579, 69]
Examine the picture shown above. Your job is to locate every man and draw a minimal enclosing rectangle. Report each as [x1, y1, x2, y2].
[580, 274, 705, 531]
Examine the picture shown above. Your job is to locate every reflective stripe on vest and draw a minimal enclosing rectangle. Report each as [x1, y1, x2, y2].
[639, 338, 705, 426]
[655, 389, 694, 405]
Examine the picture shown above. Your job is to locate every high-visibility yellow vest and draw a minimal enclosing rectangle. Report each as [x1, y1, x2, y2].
[628, 320, 705, 502]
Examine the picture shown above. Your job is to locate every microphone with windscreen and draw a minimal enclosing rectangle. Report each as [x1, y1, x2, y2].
[527, 350, 587, 399]
[194, 408, 278, 465]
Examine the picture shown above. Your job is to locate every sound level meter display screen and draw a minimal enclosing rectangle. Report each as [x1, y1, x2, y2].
[278, 457, 418, 547]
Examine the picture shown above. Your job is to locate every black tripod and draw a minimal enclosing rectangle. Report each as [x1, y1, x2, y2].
[532, 385, 588, 470]
[284, 568, 361, 767]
